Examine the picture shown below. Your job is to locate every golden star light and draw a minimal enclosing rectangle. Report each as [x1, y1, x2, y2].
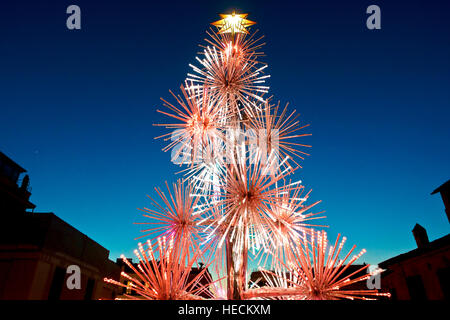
[211, 12, 256, 35]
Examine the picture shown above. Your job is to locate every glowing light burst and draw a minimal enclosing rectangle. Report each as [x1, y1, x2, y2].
[204, 27, 265, 62]
[178, 143, 227, 196]
[199, 146, 296, 253]
[246, 100, 312, 170]
[211, 12, 256, 35]
[154, 84, 227, 165]
[104, 238, 218, 300]
[135, 179, 203, 252]
[187, 34, 269, 118]
[247, 231, 391, 300]
[255, 184, 326, 268]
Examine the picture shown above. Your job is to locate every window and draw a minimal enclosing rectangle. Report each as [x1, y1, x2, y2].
[84, 278, 95, 300]
[125, 281, 134, 295]
[406, 275, 427, 300]
[437, 267, 450, 300]
[48, 267, 66, 300]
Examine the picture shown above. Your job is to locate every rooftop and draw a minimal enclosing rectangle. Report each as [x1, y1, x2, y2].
[379, 233, 450, 268]
[0, 151, 26, 173]
[431, 179, 450, 195]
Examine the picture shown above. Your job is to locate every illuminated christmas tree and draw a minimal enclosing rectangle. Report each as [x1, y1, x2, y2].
[105, 12, 390, 300]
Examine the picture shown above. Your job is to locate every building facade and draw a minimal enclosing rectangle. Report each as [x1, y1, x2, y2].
[379, 180, 450, 300]
[0, 151, 121, 300]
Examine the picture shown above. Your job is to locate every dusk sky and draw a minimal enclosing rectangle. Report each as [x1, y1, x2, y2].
[1, 0, 449, 267]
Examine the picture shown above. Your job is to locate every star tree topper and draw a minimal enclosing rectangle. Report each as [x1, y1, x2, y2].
[211, 11, 256, 35]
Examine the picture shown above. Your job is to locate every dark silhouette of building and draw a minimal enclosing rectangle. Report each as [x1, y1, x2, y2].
[412, 223, 429, 248]
[0, 151, 121, 300]
[114, 258, 140, 297]
[249, 269, 278, 288]
[0, 152, 35, 214]
[431, 179, 450, 223]
[379, 179, 450, 300]
[187, 263, 213, 298]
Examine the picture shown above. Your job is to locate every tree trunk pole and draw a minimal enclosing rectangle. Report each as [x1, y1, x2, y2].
[226, 219, 248, 300]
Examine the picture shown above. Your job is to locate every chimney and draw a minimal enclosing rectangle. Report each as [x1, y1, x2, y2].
[431, 179, 450, 223]
[412, 224, 429, 248]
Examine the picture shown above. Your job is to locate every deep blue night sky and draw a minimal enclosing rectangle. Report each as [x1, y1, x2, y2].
[1, 0, 449, 266]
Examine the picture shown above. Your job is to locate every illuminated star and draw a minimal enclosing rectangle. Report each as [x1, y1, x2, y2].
[211, 11, 256, 35]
